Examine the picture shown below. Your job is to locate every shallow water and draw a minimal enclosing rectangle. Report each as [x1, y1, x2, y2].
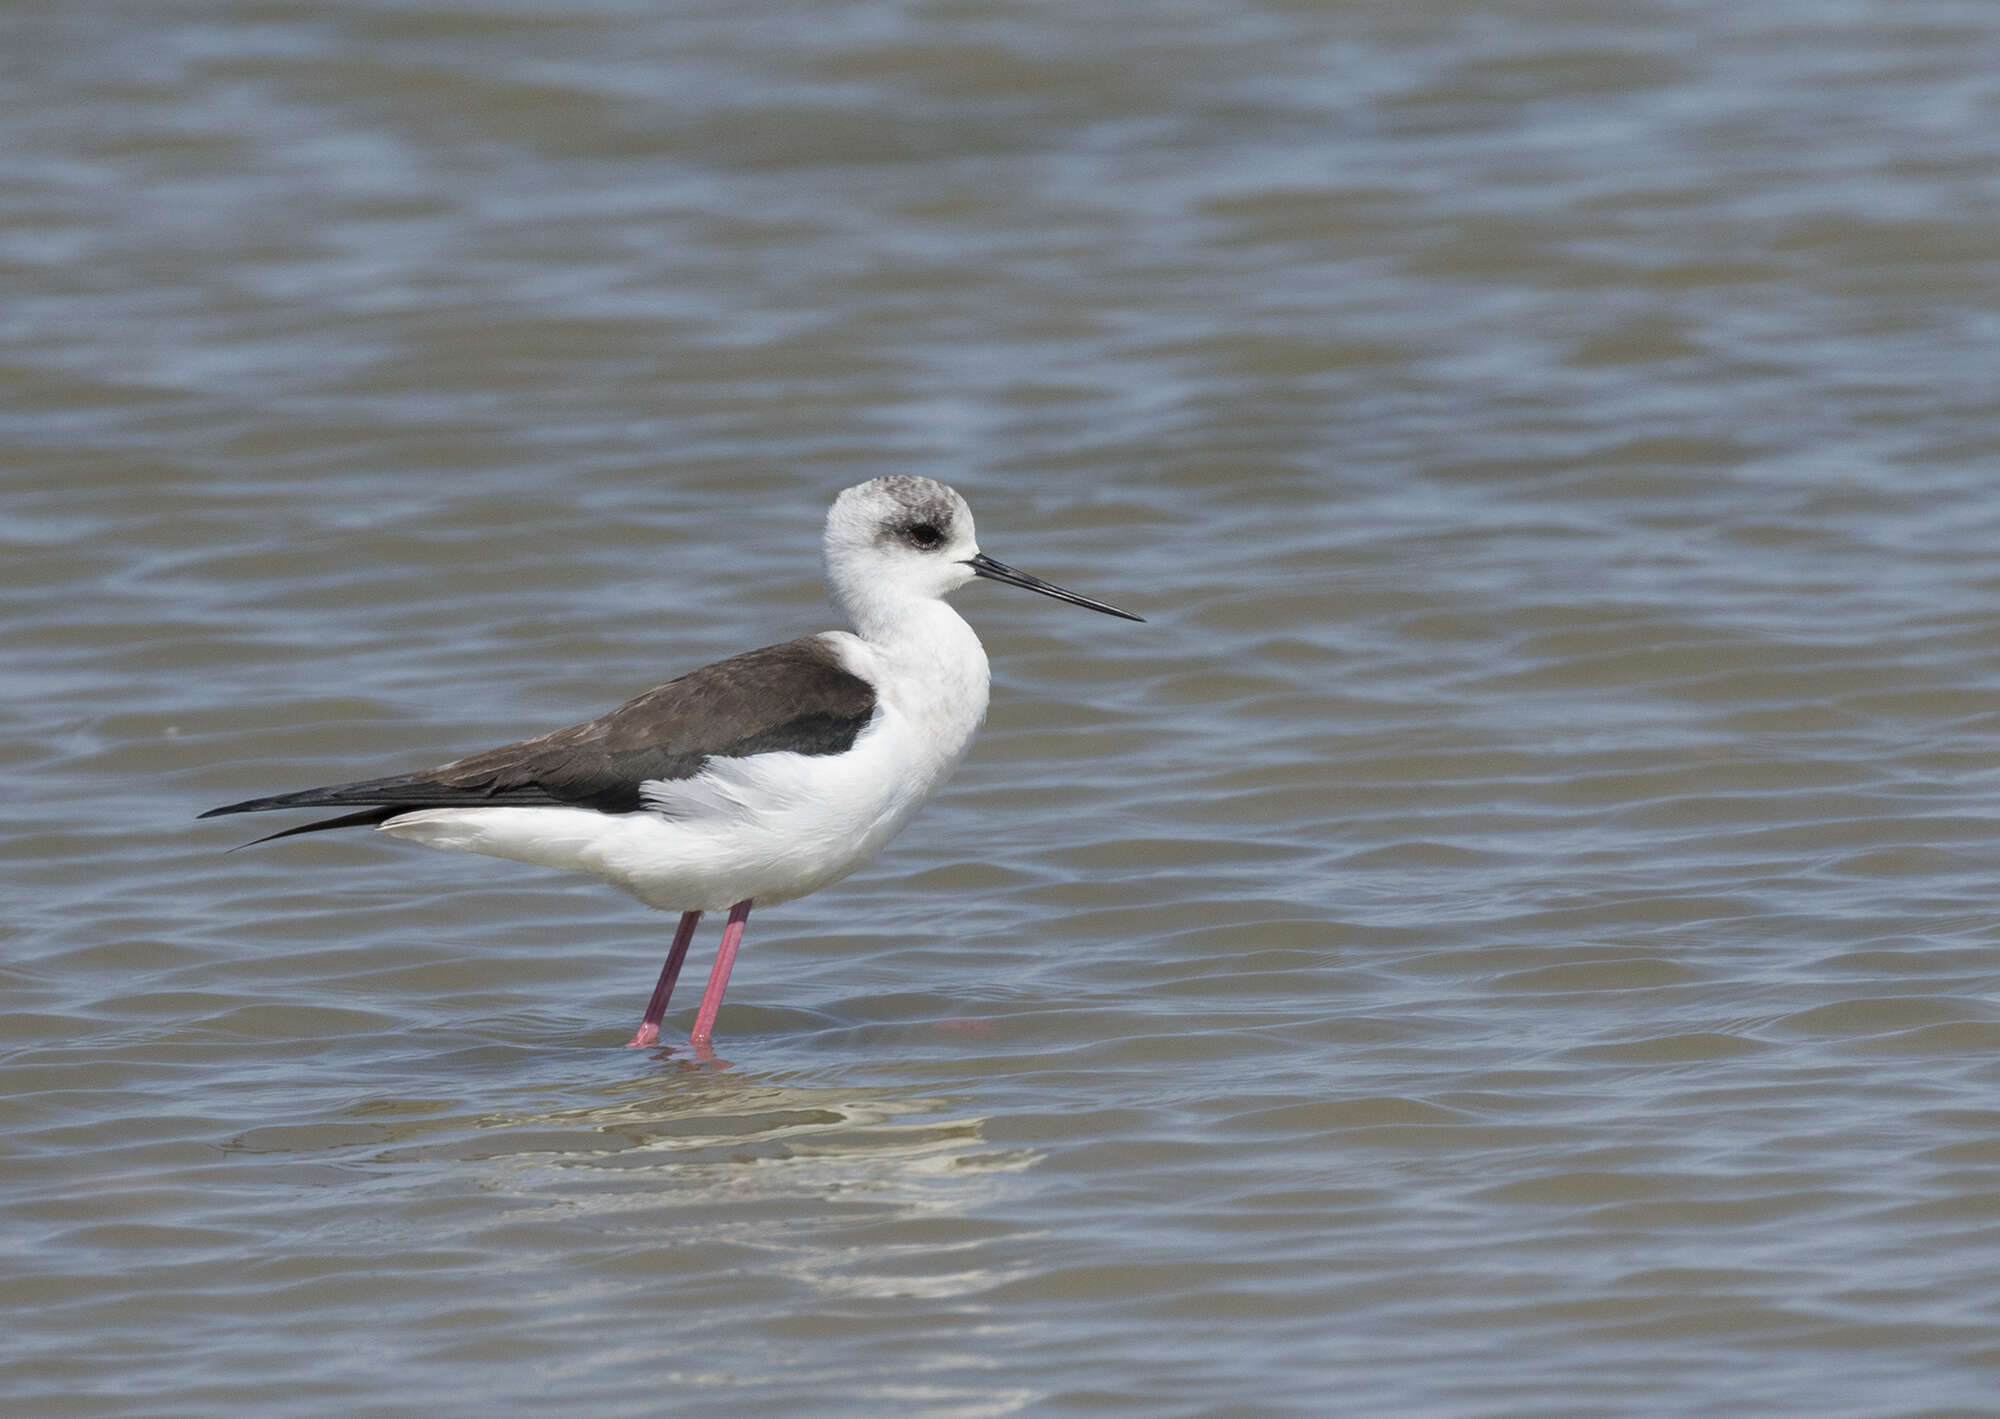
[7, 1, 2000, 1414]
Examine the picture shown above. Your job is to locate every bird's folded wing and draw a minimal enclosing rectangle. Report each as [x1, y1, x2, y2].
[202, 635, 878, 820]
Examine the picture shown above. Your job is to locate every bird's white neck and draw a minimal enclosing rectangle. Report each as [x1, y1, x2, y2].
[837, 591, 990, 763]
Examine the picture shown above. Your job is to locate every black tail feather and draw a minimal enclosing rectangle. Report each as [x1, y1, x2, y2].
[201, 770, 576, 822]
[223, 806, 403, 852]
[199, 774, 441, 819]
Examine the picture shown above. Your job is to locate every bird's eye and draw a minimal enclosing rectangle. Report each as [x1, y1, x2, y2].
[906, 522, 944, 550]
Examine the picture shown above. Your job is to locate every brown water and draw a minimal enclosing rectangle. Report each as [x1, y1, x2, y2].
[8, 1, 2000, 1414]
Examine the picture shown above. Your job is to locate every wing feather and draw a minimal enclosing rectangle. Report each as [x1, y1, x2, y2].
[201, 636, 876, 827]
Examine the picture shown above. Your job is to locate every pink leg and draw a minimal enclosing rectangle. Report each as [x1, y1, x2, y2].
[689, 899, 753, 1045]
[624, 910, 702, 1048]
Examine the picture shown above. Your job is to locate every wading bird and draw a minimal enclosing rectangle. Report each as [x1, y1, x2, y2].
[202, 477, 1142, 1048]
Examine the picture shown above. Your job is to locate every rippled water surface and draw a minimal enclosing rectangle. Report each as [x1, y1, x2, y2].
[9, 1, 2000, 1414]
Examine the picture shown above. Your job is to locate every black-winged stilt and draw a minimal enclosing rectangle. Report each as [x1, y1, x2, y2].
[202, 477, 1142, 1049]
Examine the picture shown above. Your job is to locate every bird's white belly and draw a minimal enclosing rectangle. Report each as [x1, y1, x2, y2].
[378, 704, 962, 913]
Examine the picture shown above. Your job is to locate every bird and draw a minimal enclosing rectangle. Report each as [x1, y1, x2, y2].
[201, 476, 1142, 1050]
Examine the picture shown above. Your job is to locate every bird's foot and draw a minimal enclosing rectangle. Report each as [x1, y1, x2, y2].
[685, 1038, 721, 1067]
[624, 1022, 661, 1049]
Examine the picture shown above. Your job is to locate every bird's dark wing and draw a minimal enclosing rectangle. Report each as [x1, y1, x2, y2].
[201, 635, 877, 838]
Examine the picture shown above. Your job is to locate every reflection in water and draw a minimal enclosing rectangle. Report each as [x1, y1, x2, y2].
[453, 1072, 1047, 1407]
[210, 1064, 1048, 1405]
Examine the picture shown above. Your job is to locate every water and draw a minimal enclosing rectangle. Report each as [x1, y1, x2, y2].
[7, 0, 2000, 1414]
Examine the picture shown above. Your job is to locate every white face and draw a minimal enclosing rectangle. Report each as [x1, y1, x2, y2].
[824, 476, 979, 604]
[824, 475, 1143, 627]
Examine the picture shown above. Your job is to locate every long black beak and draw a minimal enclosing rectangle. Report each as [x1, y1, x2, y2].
[965, 552, 1144, 622]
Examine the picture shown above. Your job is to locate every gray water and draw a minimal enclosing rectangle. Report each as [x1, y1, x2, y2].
[8, 1, 2000, 1415]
